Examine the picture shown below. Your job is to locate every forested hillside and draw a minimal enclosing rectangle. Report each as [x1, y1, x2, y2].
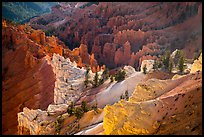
[2, 2, 57, 23]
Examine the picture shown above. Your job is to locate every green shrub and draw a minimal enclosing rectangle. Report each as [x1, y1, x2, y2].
[92, 72, 99, 88]
[81, 101, 89, 113]
[74, 107, 84, 119]
[67, 102, 74, 116]
[120, 93, 125, 100]
[84, 68, 90, 88]
[125, 90, 129, 101]
[168, 57, 174, 73]
[92, 104, 98, 114]
[162, 50, 171, 70]
[115, 69, 126, 82]
[110, 75, 114, 83]
[173, 50, 182, 66]
[143, 64, 147, 74]
[54, 115, 64, 134]
[178, 52, 185, 73]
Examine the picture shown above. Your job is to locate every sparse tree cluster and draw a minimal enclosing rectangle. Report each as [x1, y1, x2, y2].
[84, 67, 110, 88]
[155, 50, 186, 74]
[120, 90, 129, 101]
[153, 59, 162, 70]
[115, 69, 126, 82]
[159, 50, 174, 73]
[67, 100, 98, 119]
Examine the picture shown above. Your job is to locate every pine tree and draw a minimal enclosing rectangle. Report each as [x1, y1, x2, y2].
[102, 67, 109, 79]
[100, 67, 109, 84]
[110, 75, 114, 83]
[153, 60, 158, 70]
[120, 94, 125, 100]
[178, 52, 185, 73]
[168, 57, 174, 73]
[81, 101, 89, 113]
[115, 69, 126, 82]
[93, 71, 99, 87]
[158, 60, 162, 68]
[162, 50, 171, 70]
[174, 50, 181, 67]
[92, 95, 98, 113]
[74, 107, 84, 119]
[125, 90, 129, 101]
[67, 102, 74, 116]
[143, 64, 147, 74]
[84, 68, 90, 88]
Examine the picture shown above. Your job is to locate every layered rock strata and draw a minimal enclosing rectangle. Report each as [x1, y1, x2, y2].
[103, 71, 202, 135]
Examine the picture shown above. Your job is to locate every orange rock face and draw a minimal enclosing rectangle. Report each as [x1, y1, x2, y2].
[2, 21, 59, 135]
[28, 2, 202, 70]
[2, 20, 98, 135]
[79, 44, 90, 64]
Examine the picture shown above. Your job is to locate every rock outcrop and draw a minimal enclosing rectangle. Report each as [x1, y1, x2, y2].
[51, 53, 86, 105]
[103, 71, 202, 135]
[190, 53, 202, 73]
[18, 104, 104, 135]
[140, 60, 155, 73]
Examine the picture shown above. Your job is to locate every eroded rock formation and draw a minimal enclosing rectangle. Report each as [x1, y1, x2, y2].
[28, 2, 202, 69]
[2, 20, 63, 135]
[2, 19, 98, 135]
[103, 71, 202, 135]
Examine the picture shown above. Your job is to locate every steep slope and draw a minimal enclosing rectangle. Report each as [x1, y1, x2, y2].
[2, 19, 98, 135]
[103, 71, 202, 135]
[2, 20, 62, 135]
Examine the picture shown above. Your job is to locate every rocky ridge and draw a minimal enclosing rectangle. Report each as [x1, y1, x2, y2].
[2, 19, 99, 135]
[51, 53, 86, 104]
